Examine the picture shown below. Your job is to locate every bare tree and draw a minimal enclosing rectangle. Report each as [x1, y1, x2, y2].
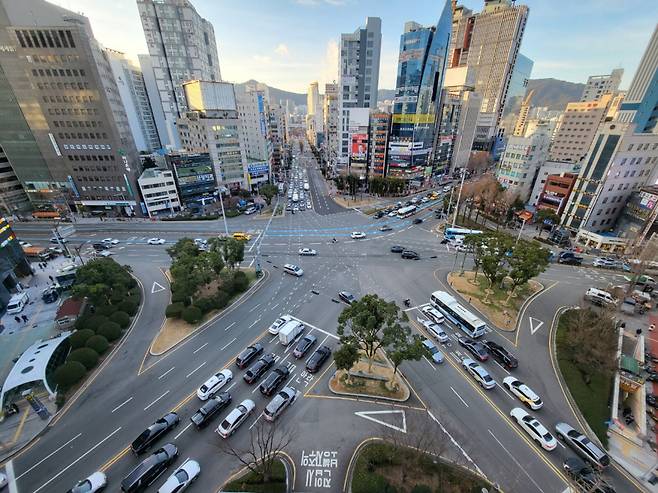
[218, 420, 296, 483]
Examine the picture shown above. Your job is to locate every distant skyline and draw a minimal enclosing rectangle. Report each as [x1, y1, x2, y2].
[50, 0, 658, 94]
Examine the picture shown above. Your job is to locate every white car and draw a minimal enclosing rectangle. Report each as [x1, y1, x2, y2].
[503, 376, 543, 410]
[0, 472, 7, 489]
[157, 459, 200, 493]
[387, 211, 397, 217]
[298, 248, 317, 256]
[147, 238, 166, 245]
[197, 369, 233, 400]
[510, 407, 557, 451]
[462, 358, 496, 389]
[244, 207, 257, 215]
[97, 250, 113, 257]
[217, 399, 255, 438]
[268, 315, 293, 335]
[351, 231, 366, 239]
[18, 241, 32, 248]
[306, 202, 312, 209]
[421, 306, 445, 324]
[67, 471, 107, 493]
[193, 238, 206, 246]
[102, 238, 119, 245]
[264, 386, 299, 422]
[419, 317, 448, 343]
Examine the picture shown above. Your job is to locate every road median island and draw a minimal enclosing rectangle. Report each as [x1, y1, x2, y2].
[448, 270, 543, 331]
[221, 456, 288, 493]
[349, 440, 491, 493]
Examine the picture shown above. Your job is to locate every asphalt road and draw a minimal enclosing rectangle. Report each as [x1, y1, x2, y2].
[1, 151, 645, 493]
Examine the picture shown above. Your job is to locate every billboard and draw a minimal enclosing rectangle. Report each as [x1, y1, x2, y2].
[392, 114, 435, 124]
[248, 161, 270, 178]
[351, 134, 368, 159]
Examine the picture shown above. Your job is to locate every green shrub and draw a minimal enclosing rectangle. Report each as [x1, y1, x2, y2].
[181, 305, 202, 324]
[233, 270, 249, 292]
[84, 315, 108, 333]
[69, 329, 95, 349]
[95, 304, 117, 317]
[215, 290, 230, 309]
[222, 277, 237, 295]
[127, 291, 141, 304]
[195, 296, 216, 314]
[171, 291, 191, 306]
[225, 209, 241, 218]
[411, 486, 431, 493]
[68, 347, 99, 370]
[165, 302, 184, 318]
[117, 300, 138, 316]
[53, 361, 86, 389]
[55, 392, 66, 409]
[86, 335, 109, 354]
[110, 311, 131, 329]
[352, 472, 396, 493]
[98, 321, 122, 341]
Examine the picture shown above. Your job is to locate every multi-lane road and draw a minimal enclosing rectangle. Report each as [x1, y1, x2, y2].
[1, 146, 645, 493]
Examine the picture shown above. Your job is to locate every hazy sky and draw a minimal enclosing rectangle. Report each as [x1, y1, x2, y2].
[50, 0, 657, 94]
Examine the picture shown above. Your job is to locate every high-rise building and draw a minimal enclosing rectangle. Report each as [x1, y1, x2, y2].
[0, 0, 143, 216]
[369, 112, 391, 177]
[177, 81, 247, 190]
[323, 83, 340, 173]
[513, 89, 534, 137]
[338, 17, 382, 167]
[617, 25, 658, 134]
[527, 160, 580, 209]
[306, 81, 324, 146]
[449, 0, 529, 148]
[235, 85, 269, 162]
[106, 49, 161, 153]
[137, 0, 221, 148]
[388, 2, 452, 179]
[580, 69, 624, 102]
[267, 103, 286, 182]
[346, 108, 370, 178]
[0, 146, 30, 214]
[549, 94, 613, 163]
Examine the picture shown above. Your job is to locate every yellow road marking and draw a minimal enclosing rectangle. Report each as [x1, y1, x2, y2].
[11, 406, 30, 444]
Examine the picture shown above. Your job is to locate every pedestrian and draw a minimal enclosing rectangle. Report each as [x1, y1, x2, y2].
[14, 316, 20, 324]
[21, 314, 28, 323]
[48, 275, 53, 282]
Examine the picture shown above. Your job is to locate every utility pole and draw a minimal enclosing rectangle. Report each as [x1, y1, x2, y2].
[452, 167, 466, 229]
[218, 187, 229, 237]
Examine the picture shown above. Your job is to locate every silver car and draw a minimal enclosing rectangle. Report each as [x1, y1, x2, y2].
[67, 472, 107, 493]
[157, 459, 200, 493]
[554, 422, 610, 469]
[264, 386, 299, 422]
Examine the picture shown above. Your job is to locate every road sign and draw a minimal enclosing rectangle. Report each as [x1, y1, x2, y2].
[529, 317, 544, 335]
[57, 225, 76, 238]
[354, 410, 407, 433]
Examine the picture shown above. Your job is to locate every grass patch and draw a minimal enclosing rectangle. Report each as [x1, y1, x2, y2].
[223, 459, 286, 493]
[352, 442, 490, 493]
[556, 310, 612, 447]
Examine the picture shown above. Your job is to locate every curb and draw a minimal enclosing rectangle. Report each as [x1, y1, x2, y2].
[327, 371, 410, 403]
[148, 269, 270, 357]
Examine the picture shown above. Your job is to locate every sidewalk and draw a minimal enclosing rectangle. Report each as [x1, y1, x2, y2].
[0, 396, 55, 463]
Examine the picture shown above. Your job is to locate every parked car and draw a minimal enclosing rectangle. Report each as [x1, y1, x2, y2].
[217, 399, 256, 438]
[267, 315, 293, 335]
[563, 458, 614, 493]
[306, 346, 331, 373]
[558, 251, 583, 265]
[422, 339, 444, 364]
[374, 211, 385, 219]
[190, 392, 232, 429]
[510, 408, 556, 451]
[293, 334, 317, 359]
[458, 337, 489, 361]
[592, 257, 616, 269]
[243, 354, 275, 384]
[503, 376, 543, 410]
[197, 369, 233, 400]
[264, 386, 299, 422]
[482, 340, 518, 369]
[236, 343, 264, 369]
[131, 413, 179, 454]
[338, 291, 356, 304]
[554, 422, 610, 469]
[157, 459, 200, 493]
[462, 358, 495, 389]
[121, 443, 178, 492]
[259, 366, 290, 396]
[67, 472, 107, 493]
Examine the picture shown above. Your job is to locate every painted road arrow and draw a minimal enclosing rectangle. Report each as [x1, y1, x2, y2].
[354, 410, 407, 433]
[529, 316, 544, 335]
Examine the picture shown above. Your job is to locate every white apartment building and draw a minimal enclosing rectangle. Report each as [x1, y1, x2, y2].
[138, 168, 181, 217]
[561, 122, 658, 232]
[527, 160, 580, 207]
[338, 17, 381, 166]
[106, 49, 161, 153]
[137, 0, 221, 148]
[235, 85, 268, 162]
[496, 123, 552, 202]
[580, 69, 623, 102]
[306, 81, 324, 146]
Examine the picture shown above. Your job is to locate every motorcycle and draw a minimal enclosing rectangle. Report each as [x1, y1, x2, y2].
[3, 403, 19, 416]
[647, 394, 658, 408]
[404, 298, 411, 308]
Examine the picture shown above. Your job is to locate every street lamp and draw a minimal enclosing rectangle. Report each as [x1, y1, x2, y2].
[516, 217, 527, 245]
[451, 167, 467, 229]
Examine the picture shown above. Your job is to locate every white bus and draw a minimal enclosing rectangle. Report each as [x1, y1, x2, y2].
[430, 290, 487, 338]
[444, 227, 482, 242]
[397, 205, 417, 218]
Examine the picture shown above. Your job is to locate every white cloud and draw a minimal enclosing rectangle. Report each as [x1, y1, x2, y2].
[274, 43, 290, 57]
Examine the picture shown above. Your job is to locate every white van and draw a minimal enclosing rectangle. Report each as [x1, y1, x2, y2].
[6, 292, 29, 314]
[585, 288, 616, 307]
[278, 320, 304, 346]
[283, 264, 304, 277]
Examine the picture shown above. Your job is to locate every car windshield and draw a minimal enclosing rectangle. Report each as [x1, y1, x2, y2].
[199, 384, 209, 393]
[220, 419, 231, 429]
[542, 432, 553, 441]
[73, 480, 92, 493]
[237, 405, 247, 413]
[175, 470, 189, 482]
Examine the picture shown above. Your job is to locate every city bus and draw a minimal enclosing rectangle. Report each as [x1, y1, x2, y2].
[443, 227, 482, 242]
[397, 205, 417, 218]
[430, 290, 487, 338]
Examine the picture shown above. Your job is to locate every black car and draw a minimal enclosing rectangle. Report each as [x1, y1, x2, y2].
[483, 340, 518, 369]
[563, 458, 615, 493]
[121, 443, 178, 492]
[236, 343, 264, 369]
[41, 288, 59, 304]
[457, 337, 489, 362]
[390, 245, 405, 253]
[306, 346, 331, 373]
[401, 250, 419, 260]
[293, 334, 317, 359]
[338, 291, 356, 304]
[260, 366, 290, 396]
[190, 392, 231, 429]
[92, 242, 109, 251]
[374, 211, 385, 219]
[243, 353, 275, 383]
[412, 218, 423, 224]
[131, 412, 179, 454]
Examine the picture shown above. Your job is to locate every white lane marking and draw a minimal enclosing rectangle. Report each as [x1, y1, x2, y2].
[488, 429, 546, 493]
[248, 303, 261, 313]
[193, 342, 208, 354]
[271, 303, 279, 310]
[289, 316, 339, 340]
[496, 382, 515, 400]
[225, 322, 236, 332]
[269, 334, 279, 343]
[186, 362, 207, 378]
[144, 390, 170, 411]
[248, 258, 255, 267]
[225, 381, 237, 393]
[158, 366, 175, 380]
[403, 302, 430, 312]
[428, 411, 485, 478]
[5, 460, 16, 493]
[174, 422, 193, 440]
[111, 397, 133, 414]
[220, 337, 237, 351]
[249, 319, 260, 328]
[494, 360, 511, 375]
[33, 427, 122, 493]
[248, 411, 264, 430]
[422, 356, 437, 370]
[450, 386, 469, 407]
[14, 432, 82, 480]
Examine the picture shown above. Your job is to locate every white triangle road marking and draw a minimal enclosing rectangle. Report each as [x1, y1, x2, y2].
[354, 410, 407, 433]
[529, 316, 544, 335]
[151, 281, 166, 294]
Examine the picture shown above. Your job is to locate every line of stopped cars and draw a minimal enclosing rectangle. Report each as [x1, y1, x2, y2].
[415, 302, 614, 491]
